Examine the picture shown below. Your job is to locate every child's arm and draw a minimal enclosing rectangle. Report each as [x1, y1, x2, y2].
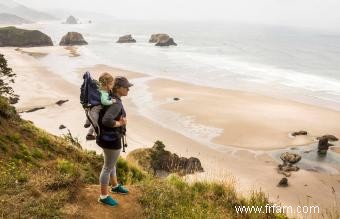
[100, 90, 113, 105]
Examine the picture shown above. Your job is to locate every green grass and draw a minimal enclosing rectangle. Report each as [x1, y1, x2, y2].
[0, 160, 30, 198]
[31, 147, 44, 159]
[57, 159, 77, 175]
[0, 96, 146, 218]
[6, 133, 21, 144]
[0, 95, 287, 218]
[138, 174, 288, 219]
[117, 157, 147, 185]
[36, 134, 53, 149]
[0, 135, 9, 152]
[0, 96, 18, 119]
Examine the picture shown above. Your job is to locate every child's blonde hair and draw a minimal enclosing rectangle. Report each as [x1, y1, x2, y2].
[98, 72, 114, 90]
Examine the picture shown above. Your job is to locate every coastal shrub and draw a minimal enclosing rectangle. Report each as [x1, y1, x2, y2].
[6, 132, 21, 144]
[0, 136, 8, 152]
[78, 151, 103, 184]
[126, 148, 153, 172]
[0, 143, 7, 152]
[19, 143, 29, 150]
[130, 165, 146, 182]
[62, 129, 82, 149]
[81, 163, 97, 184]
[116, 157, 147, 185]
[167, 174, 188, 191]
[0, 54, 18, 104]
[19, 120, 39, 135]
[45, 164, 82, 198]
[57, 159, 77, 175]
[0, 160, 30, 193]
[138, 174, 286, 219]
[24, 191, 68, 218]
[192, 181, 209, 194]
[37, 134, 53, 149]
[0, 96, 17, 119]
[31, 147, 44, 159]
[82, 150, 103, 170]
[150, 140, 166, 171]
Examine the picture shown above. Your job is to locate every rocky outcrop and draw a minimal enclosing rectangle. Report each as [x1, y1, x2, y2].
[55, 99, 68, 106]
[278, 152, 301, 177]
[277, 177, 288, 187]
[24, 107, 45, 113]
[116, 34, 136, 43]
[317, 134, 338, 155]
[65, 16, 77, 24]
[318, 138, 332, 155]
[149, 34, 167, 43]
[0, 26, 53, 47]
[149, 33, 177, 46]
[156, 38, 177, 47]
[127, 141, 203, 176]
[153, 153, 203, 174]
[316, 135, 338, 142]
[59, 32, 88, 46]
[280, 152, 301, 164]
[291, 130, 307, 136]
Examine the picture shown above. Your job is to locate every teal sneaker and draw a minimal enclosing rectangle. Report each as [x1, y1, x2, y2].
[98, 196, 118, 207]
[111, 184, 128, 195]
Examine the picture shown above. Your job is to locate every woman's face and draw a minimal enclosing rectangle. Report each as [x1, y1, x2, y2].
[117, 86, 129, 97]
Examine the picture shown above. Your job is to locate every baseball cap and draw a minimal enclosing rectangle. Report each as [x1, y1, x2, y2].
[115, 76, 133, 88]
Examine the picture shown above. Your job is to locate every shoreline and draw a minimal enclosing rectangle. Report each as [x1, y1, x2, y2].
[3, 46, 340, 152]
[146, 78, 340, 150]
[1, 46, 340, 216]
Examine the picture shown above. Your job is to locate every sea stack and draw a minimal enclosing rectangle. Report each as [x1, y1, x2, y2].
[59, 32, 88, 46]
[65, 16, 77, 24]
[0, 26, 53, 47]
[116, 34, 136, 43]
[149, 33, 177, 46]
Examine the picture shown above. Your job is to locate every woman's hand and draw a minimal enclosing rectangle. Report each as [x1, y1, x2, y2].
[120, 117, 127, 125]
[119, 116, 127, 126]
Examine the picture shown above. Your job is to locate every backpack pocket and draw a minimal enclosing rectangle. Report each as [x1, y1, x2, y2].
[100, 130, 121, 142]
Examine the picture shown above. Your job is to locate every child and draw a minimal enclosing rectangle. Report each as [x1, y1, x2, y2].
[85, 72, 115, 140]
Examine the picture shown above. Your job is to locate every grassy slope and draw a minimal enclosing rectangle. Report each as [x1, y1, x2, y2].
[0, 96, 287, 218]
[0, 96, 144, 218]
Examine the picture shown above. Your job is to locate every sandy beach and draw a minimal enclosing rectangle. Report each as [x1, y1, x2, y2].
[148, 78, 340, 150]
[1, 46, 340, 217]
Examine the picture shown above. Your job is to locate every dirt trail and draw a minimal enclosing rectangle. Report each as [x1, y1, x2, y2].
[63, 185, 145, 219]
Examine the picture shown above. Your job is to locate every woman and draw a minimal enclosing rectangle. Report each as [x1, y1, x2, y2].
[96, 76, 133, 207]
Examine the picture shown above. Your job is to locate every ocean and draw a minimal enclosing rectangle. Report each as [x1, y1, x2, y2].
[15, 19, 340, 111]
[8, 19, 340, 169]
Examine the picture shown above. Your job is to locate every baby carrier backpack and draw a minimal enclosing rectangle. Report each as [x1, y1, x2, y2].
[80, 71, 101, 135]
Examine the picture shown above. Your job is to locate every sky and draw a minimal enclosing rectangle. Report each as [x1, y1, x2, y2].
[13, 0, 340, 29]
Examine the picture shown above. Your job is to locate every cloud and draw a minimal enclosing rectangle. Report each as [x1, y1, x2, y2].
[13, 0, 340, 28]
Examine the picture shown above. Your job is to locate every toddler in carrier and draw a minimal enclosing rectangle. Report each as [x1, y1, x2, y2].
[83, 72, 115, 140]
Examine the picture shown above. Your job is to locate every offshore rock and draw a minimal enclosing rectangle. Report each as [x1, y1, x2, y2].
[0, 26, 53, 47]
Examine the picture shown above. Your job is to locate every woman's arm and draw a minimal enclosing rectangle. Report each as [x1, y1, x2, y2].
[102, 103, 122, 128]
